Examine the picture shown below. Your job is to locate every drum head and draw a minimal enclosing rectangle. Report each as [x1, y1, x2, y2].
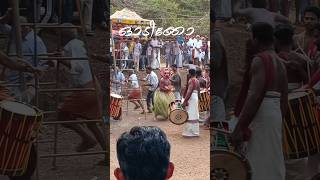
[0, 101, 37, 116]
[169, 109, 188, 125]
[211, 150, 251, 180]
[111, 93, 123, 98]
[288, 91, 308, 100]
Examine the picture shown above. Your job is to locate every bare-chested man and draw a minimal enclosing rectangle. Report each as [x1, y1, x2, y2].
[294, 6, 320, 75]
[231, 22, 288, 180]
[275, 24, 308, 90]
[274, 23, 311, 180]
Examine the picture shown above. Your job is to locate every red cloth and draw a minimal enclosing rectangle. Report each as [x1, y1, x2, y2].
[309, 69, 320, 88]
[128, 89, 142, 99]
[308, 40, 318, 60]
[59, 77, 103, 120]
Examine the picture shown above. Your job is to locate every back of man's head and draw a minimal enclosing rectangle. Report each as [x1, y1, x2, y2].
[274, 24, 294, 46]
[196, 68, 202, 77]
[252, 22, 274, 46]
[115, 126, 173, 180]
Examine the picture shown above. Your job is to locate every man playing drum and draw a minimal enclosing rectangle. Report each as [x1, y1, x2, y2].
[0, 51, 41, 180]
[182, 68, 200, 137]
[231, 22, 288, 180]
[274, 23, 311, 180]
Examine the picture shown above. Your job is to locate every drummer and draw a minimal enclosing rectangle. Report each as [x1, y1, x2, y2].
[231, 23, 288, 180]
[274, 24, 308, 91]
[182, 69, 200, 137]
[196, 68, 207, 90]
[169, 64, 181, 100]
[111, 66, 125, 94]
[274, 23, 310, 180]
[203, 64, 210, 89]
[0, 51, 41, 180]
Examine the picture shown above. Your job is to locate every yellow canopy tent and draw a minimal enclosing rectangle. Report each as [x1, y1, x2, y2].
[110, 8, 152, 25]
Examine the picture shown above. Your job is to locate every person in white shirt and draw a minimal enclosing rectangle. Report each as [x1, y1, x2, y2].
[127, 70, 145, 114]
[111, 66, 125, 94]
[143, 66, 159, 113]
[57, 25, 106, 161]
[147, 43, 153, 67]
[193, 35, 203, 66]
[122, 43, 129, 68]
[150, 37, 161, 69]
[7, 16, 51, 103]
[133, 40, 142, 71]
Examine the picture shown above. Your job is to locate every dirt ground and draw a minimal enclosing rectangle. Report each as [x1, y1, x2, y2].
[109, 99, 210, 180]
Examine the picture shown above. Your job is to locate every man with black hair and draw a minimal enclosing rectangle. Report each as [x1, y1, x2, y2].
[182, 68, 200, 137]
[294, 6, 320, 72]
[143, 66, 159, 113]
[114, 126, 174, 180]
[196, 68, 206, 90]
[231, 22, 288, 180]
[170, 64, 181, 100]
[275, 24, 308, 90]
[274, 23, 310, 180]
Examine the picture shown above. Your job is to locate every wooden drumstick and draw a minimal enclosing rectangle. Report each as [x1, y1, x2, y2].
[3, 140, 17, 172]
[300, 103, 310, 156]
[305, 95, 319, 148]
[288, 103, 301, 157]
[1, 138, 9, 171]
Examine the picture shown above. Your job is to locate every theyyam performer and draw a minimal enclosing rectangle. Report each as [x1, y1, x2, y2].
[153, 68, 175, 120]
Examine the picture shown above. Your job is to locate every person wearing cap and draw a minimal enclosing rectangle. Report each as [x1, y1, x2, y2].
[170, 64, 181, 100]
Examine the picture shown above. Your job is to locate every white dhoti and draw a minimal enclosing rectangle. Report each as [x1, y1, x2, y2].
[151, 49, 160, 69]
[182, 90, 199, 137]
[245, 91, 285, 180]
